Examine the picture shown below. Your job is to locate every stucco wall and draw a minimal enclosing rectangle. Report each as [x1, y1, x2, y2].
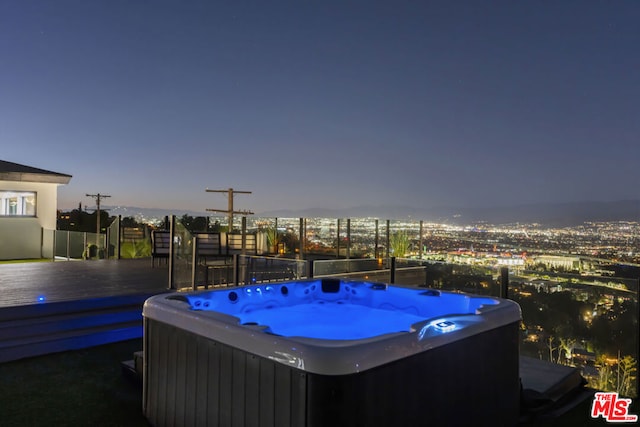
[0, 180, 60, 260]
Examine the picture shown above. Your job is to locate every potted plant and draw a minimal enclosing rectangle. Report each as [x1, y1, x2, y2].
[265, 227, 281, 254]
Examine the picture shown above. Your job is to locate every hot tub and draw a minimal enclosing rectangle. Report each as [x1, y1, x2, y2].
[143, 279, 521, 426]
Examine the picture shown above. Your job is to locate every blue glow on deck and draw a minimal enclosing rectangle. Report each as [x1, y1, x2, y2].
[37, 295, 46, 303]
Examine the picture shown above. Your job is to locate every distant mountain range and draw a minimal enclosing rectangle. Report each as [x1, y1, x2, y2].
[95, 200, 639, 226]
[260, 200, 640, 226]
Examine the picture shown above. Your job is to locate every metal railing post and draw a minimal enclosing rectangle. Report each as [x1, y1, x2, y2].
[390, 256, 396, 284]
[374, 219, 379, 260]
[336, 218, 341, 259]
[419, 220, 423, 259]
[233, 254, 240, 286]
[385, 220, 390, 259]
[308, 259, 314, 279]
[299, 217, 304, 258]
[106, 228, 110, 259]
[500, 267, 509, 299]
[191, 235, 198, 290]
[168, 215, 175, 290]
[51, 229, 56, 262]
[117, 215, 122, 260]
[346, 218, 351, 260]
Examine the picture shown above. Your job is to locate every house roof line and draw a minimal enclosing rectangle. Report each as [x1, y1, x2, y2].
[0, 160, 72, 185]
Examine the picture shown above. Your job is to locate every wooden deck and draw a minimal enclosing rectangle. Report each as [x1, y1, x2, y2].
[0, 258, 169, 308]
[0, 259, 170, 362]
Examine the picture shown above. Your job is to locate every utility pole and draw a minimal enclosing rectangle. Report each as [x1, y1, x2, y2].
[86, 193, 111, 249]
[205, 188, 253, 231]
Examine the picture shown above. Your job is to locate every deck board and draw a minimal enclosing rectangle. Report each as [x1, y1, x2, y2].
[0, 259, 168, 307]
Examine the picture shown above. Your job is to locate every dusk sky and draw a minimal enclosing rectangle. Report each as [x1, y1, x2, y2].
[2, 1, 638, 215]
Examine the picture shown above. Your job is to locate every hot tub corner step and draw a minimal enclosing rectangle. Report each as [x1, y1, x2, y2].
[121, 359, 140, 383]
[133, 350, 144, 374]
[121, 351, 143, 384]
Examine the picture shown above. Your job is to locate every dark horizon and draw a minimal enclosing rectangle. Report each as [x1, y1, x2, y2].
[65, 198, 640, 227]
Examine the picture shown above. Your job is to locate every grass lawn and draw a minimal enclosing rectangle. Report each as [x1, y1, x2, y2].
[2, 338, 636, 426]
[0, 339, 149, 427]
[0, 259, 52, 264]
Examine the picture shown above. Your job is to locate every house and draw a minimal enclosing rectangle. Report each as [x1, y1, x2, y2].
[0, 160, 72, 260]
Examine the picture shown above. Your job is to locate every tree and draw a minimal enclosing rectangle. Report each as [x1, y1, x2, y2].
[280, 229, 299, 254]
[617, 354, 638, 398]
[592, 353, 638, 398]
[179, 215, 208, 233]
[121, 216, 140, 228]
[593, 354, 614, 392]
[559, 337, 577, 365]
[546, 336, 559, 363]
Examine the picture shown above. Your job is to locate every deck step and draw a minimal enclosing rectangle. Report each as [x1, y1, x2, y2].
[0, 293, 159, 363]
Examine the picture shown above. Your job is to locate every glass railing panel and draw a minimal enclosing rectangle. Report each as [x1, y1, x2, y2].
[509, 272, 638, 398]
[392, 258, 428, 287]
[107, 216, 119, 259]
[313, 258, 387, 277]
[120, 225, 151, 259]
[54, 231, 99, 259]
[254, 217, 278, 255]
[347, 218, 378, 259]
[275, 218, 302, 256]
[392, 259, 502, 296]
[171, 219, 195, 288]
[304, 217, 339, 258]
[54, 230, 67, 258]
[386, 219, 423, 259]
[70, 231, 89, 258]
[238, 255, 307, 285]
[378, 220, 390, 259]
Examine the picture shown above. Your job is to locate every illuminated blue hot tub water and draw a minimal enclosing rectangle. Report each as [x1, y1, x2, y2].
[239, 303, 425, 340]
[180, 279, 499, 341]
[143, 278, 522, 426]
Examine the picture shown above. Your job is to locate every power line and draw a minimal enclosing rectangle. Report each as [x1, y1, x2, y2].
[205, 188, 253, 230]
[86, 193, 111, 247]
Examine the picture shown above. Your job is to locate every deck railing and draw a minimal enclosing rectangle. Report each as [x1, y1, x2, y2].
[183, 254, 638, 398]
[46, 214, 639, 397]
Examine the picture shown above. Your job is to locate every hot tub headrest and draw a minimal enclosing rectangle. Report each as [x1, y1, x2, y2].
[321, 278, 341, 293]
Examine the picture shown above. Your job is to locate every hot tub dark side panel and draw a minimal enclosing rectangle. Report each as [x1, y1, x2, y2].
[143, 318, 307, 427]
[143, 318, 520, 427]
[305, 323, 520, 427]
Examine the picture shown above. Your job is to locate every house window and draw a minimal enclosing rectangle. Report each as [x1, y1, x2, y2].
[0, 191, 37, 216]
